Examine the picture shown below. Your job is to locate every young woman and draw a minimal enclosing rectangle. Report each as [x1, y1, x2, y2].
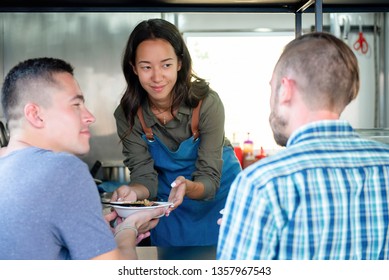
[113, 18, 241, 246]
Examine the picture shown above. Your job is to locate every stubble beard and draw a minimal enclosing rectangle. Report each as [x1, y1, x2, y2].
[269, 110, 288, 147]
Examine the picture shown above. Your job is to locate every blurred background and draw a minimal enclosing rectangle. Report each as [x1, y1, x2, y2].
[0, 5, 388, 181]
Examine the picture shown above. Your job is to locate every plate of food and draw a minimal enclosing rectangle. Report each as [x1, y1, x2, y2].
[106, 199, 173, 218]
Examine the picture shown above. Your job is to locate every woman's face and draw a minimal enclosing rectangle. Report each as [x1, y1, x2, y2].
[132, 38, 182, 103]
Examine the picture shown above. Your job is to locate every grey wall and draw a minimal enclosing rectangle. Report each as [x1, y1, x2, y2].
[0, 12, 160, 168]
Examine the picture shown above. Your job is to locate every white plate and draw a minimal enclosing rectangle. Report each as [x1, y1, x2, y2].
[110, 201, 173, 218]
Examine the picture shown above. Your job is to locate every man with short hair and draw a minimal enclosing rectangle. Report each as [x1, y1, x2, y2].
[217, 32, 389, 260]
[0, 57, 163, 259]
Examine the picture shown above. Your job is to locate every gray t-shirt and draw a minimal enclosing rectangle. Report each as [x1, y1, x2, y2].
[0, 147, 116, 259]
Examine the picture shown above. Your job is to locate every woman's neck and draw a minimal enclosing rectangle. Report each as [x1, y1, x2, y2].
[148, 98, 175, 125]
[148, 97, 172, 111]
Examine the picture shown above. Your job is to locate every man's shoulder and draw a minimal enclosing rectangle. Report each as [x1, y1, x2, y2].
[238, 150, 293, 187]
[15, 147, 87, 172]
[33, 147, 83, 161]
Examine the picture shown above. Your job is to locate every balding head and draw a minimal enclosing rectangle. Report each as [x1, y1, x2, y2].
[273, 32, 359, 114]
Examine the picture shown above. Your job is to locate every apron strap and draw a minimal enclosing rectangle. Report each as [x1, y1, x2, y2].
[137, 107, 154, 140]
[137, 100, 203, 141]
[191, 100, 202, 141]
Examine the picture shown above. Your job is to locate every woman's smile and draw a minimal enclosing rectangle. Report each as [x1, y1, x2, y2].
[150, 84, 166, 93]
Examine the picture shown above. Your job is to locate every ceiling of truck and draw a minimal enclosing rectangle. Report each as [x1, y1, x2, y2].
[0, 0, 388, 12]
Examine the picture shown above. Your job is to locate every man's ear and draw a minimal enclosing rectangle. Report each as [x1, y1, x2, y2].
[278, 77, 295, 104]
[24, 103, 44, 128]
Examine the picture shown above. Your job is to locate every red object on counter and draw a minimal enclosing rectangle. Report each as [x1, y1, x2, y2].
[234, 146, 243, 168]
[255, 146, 267, 160]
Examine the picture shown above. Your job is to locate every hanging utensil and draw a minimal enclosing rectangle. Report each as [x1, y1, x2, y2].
[353, 17, 369, 55]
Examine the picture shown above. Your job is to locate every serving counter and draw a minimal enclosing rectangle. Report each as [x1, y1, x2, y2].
[136, 246, 216, 260]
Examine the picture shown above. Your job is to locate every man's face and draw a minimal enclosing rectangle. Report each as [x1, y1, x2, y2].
[269, 72, 288, 147]
[40, 72, 95, 155]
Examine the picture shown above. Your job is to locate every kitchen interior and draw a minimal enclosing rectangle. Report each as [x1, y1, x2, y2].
[0, 0, 389, 259]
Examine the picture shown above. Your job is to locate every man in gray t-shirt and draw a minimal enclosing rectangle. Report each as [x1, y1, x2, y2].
[0, 57, 163, 260]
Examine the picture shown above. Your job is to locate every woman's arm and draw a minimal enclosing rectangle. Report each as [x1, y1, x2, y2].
[114, 105, 159, 199]
[191, 90, 226, 200]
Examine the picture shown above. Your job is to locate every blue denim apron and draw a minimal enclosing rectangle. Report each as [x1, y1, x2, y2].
[137, 102, 241, 246]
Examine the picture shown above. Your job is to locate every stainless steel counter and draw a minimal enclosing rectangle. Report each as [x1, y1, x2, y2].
[356, 128, 389, 145]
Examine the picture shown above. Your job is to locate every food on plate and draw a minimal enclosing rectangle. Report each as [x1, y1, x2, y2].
[127, 199, 155, 207]
[115, 199, 157, 207]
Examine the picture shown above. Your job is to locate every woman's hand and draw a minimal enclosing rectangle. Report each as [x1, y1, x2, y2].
[166, 176, 189, 216]
[111, 185, 138, 202]
[111, 184, 150, 203]
[167, 176, 206, 215]
[166, 176, 187, 215]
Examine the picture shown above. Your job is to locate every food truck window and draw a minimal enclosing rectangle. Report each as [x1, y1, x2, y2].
[185, 32, 294, 154]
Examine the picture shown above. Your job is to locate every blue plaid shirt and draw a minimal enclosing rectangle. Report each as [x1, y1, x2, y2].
[217, 120, 389, 259]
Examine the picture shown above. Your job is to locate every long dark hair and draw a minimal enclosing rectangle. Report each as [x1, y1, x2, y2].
[120, 18, 209, 130]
